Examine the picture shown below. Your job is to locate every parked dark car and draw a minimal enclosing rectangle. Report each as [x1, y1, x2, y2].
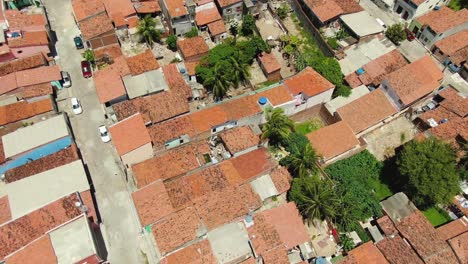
[405, 28, 415, 41]
[81, 61, 92, 78]
[74, 36, 84, 49]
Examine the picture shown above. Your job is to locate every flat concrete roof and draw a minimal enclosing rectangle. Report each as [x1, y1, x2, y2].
[380, 192, 418, 224]
[2, 114, 70, 158]
[325, 85, 370, 114]
[123, 69, 168, 99]
[250, 174, 278, 201]
[340, 11, 384, 38]
[3, 160, 89, 219]
[208, 222, 252, 263]
[49, 215, 97, 264]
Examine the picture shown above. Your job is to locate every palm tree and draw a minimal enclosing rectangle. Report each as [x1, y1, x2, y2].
[137, 15, 160, 48]
[285, 143, 319, 177]
[203, 64, 232, 100]
[261, 107, 294, 146]
[289, 176, 340, 222]
[230, 56, 250, 88]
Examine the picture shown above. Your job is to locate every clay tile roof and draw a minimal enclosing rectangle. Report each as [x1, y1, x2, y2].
[376, 235, 424, 264]
[436, 218, 468, 241]
[258, 52, 281, 74]
[396, 210, 459, 263]
[125, 49, 160, 76]
[384, 55, 443, 105]
[101, 0, 136, 21]
[0, 193, 82, 259]
[376, 215, 397, 236]
[219, 126, 259, 154]
[261, 246, 290, 264]
[113, 90, 189, 124]
[303, 0, 363, 23]
[93, 43, 123, 60]
[78, 12, 114, 40]
[15, 65, 61, 88]
[190, 105, 229, 133]
[194, 185, 261, 230]
[4, 10, 46, 31]
[0, 196, 11, 225]
[151, 207, 204, 255]
[72, 0, 106, 21]
[177, 36, 209, 60]
[226, 148, 275, 183]
[207, 20, 226, 36]
[19, 83, 53, 99]
[418, 106, 459, 126]
[342, 241, 389, 264]
[0, 53, 46, 77]
[163, 239, 216, 264]
[345, 50, 408, 88]
[250, 84, 294, 106]
[216, 0, 242, 8]
[162, 64, 193, 99]
[0, 98, 53, 126]
[94, 69, 126, 103]
[132, 142, 205, 188]
[147, 115, 196, 147]
[434, 30, 468, 57]
[448, 232, 468, 263]
[165, 0, 188, 18]
[132, 180, 174, 226]
[4, 235, 57, 264]
[417, 7, 468, 34]
[220, 96, 259, 121]
[4, 144, 79, 184]
[195, 7, 222, 26]
[7, 31, 49, 48]
[438, 86, 468, 117]
[249, 213, 282, 255]
[109, 113, 152, 156]
[135, 0, 161, 14]
[0, 140, 4, 165]
[185, 61, 199, 76]
[284, 67, 334, 96]
[269, 166, 291, 194]
[337, 89, 397, 134]
[306, 121, 359, 160]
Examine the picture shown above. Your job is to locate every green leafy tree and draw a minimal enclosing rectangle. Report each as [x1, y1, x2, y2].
[137, 15, 161, 48]
[396, 138, 461, 208]
[82, 49, 95, 64]
[282, 143, 319, 177]
[166, 34, 178, 50]
[283, 132, 310, 154]
[385, 24, 406, 45]
[203, 62, 232, 100]
[339, 234, 355, 253]
[276, 4, 290, 19]
[457, 143, 467, 180]
[327, 37, 339, 49]
[289, 176, 340, 221]
[261, 107, 294, 146]
[334, 84, 352, 98]
[241, 14, 255, 36]
[185, 27, 199, 38]
[230, 56, 250, 87]
[229, 21, 239, 38]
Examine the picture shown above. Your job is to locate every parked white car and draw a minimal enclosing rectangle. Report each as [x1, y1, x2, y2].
[71, 97, 83, 115]
[98, 125, 111, 143]
[61, 71, 71, 88]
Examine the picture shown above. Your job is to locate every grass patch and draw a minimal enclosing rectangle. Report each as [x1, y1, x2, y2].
[256, 80, 277, 89]
[294, 118, 323, 135]
[331, 255, 345, 264]
[448, 0, 467, 10]
[423, 207, 451, 227]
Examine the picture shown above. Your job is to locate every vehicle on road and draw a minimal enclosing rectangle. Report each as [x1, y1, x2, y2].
[376, 18, 386, 30]
[405, 28, 415, 41]
[74, 36, 84, 49]
[81, 61, 92, 78]
[71, 97, 83, 115]
[61, 71, 71, 88]
[99, 125, 111, 143]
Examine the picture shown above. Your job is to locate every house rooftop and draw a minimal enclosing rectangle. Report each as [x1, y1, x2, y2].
[94, 56, 129, 103]
[417, 7, 468, 34]
[340, 11, 384, 38]
[249, 212, 282, 256]
[109, 113, 152, 156]
[438, 86, 468, 117]
[4, 234, 57, 263]
[78, 12, 114, 40]
[177, 36, 209, 60]
[163, 239, 216, 264]
[383, 55, 443, 106]
[125, 49, 160, 76]
[261, 246, 289, 263]
[132, 180, 174, 226]
[380, 192, 418, 224]
[208, 20, 226, 36]
[448, 231, 468, 263]
[269, 166, 292, 194]
[302, 0, 363, 23]
[225, 148, 275, 184]
[19, 83, 53, 99]
[123, 69, 168, 99]
[434, 30, 468, 59]
[429, 116, 467, 144]
[4, 9, 46, 31]
[162, 64, 193, 99]
[337, 89, 397, 134]
[0, 65, 61, 96]
[216, 0, 242, 8]
[72, 0, 106, 21]
[7, 31, 49, 48]
[258, 52, 281, 74]
[207, 222, 251, 263]
[219, 126, 259, 154]
[135, 1, 161, 14]
[94, 43, 123, 60]
[376, 215, 397, 236]
[436, 217, 468, 241]
[325, 85, 369, 113]
[341, 241, 389, 264]
[284, 67, 334, 97]
[306, 121, 360, 160]
[101, 0, 136, 23]
[0, 53, 46, 77]
[195, 5, 222, 26]
[376, 235, 424, 264]
[0, 97, 53, 126]
[164, 0, 188, 18]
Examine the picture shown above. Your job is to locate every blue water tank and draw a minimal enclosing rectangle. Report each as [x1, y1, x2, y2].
[434, 5, 440, 10]
[356, 68, 365, 75]
[258, 97, 268, 105]
[180, 68, 186, 74]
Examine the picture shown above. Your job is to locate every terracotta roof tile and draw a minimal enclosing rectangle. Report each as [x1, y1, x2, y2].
[269, 166, 291, 194]
[306, 121, 359, 160]
[177, 36, 209, 60]
[208, 20, 226, 36]
[303, 0, 363, 23]
[94, 43, 123, 60]
[4, 235, 57, 264]
[163, 239, 216, 264]
[162, 64, 193, 98]
[429, 116, 467, 144]
[376, 235, 424, 264]
[165, 0, 188, 18]
[0, 193, 83, 259]
[239, 257, 256, 264]
[190, 105, 229, 133]
[344, 73, 362, 88]
[147, 115, 196, 147]
[4, 144, 79, 183]
[185, 61, 199, 76]
[221, 96, 259, 121]
[249, 214, 283, 255]
[226, 148, 275, 183]
[78, 12, 114, 40]
[219, 126, 259, 154]
[342, 241, 389, 264]
[448, 231, 468, 264]
[72, 0, 106, 21]
[0, 196, 12, 225]
[151, 207, 205, 255]
[4, 10, 46, 31]
[113, 91, 189, 124]
[261, 246, 290, 264]
[19, 83, 53, 99]
[417, 7, 468, 34]
[0, 98, 53, 126]
[376, 215, 397, 236]
[135, 0, 161, 14]
[284, 67, 334, 96]
[101, 0, 136, 22]
[132, 181, 174, 226]
[0, 73, 17, 95]
[216, 0, 242, 8]
[125, 49, 160, 76]
[434, 30, 468, 57]
[195, 7, 222, 26]
[0, 53, 46, 77]
[0, 139, 5, 164]
[384, 55, 443, 105]
[337, 89, 397, 134]
[15, 65, 61, 88]
[258, 52, 281, 74]
[7, 31, 49, 48]
[109, 113, 152, 156]
[438, 86, 468, 117]
[436, 218, 468, 241]
[94, 57, 130, 103]
[418, 106, 459, 126]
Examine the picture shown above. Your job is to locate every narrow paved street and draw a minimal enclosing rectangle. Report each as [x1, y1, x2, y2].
[43, 1, 147, 263]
